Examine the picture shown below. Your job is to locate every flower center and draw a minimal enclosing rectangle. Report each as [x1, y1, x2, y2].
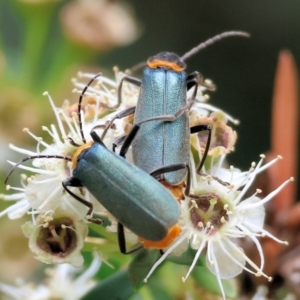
[189, 192, 229, 234]
[37, 217, 77, 256]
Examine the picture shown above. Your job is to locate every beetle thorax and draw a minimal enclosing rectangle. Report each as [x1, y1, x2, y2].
[72, 141, 93, 170]
[147, 52, 186, 72]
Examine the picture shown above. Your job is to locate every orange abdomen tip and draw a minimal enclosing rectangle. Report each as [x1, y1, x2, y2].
[139, 224, 182, 249]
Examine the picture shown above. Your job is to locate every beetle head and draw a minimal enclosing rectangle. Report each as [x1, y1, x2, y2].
[147, 52, 186, 72]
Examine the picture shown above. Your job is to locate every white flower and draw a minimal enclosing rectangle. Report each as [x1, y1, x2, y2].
[0, 69, 239, 272]
[0, 254, 101, 300]
[0, 72, 132, 222]
[22, 210, 88, 267]
[188, 81, 239, 126]
[73, 69, 140, 110]
[75, 70, 233, 125]
[0, 71, 139, 266]
[144, 154, 292, 300]
[190, 111, 237, 158]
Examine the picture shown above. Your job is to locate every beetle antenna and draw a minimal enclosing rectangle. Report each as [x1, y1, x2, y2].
[128, 61, 148, 74]
[5, 155, 72, 185]
[181, 31, 250, 61]
[90, 124, 106, 132]
[78, 73, 102, 144]
[68, 137, 81, 147]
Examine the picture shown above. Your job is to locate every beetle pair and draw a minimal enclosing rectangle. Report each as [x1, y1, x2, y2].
[5, 31, 249, 254]
[4, 73, 190, 254]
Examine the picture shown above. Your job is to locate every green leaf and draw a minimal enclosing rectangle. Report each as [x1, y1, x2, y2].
[148, 284, 174, 300]
[192, 266, 237, 299]
[82, 270, 135, 300]
[88, 222, 117, 241]
[128, 249, 161, 289]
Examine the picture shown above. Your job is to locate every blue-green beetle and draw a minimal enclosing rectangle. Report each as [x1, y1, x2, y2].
[104, 31, 249, 185]
[5, 74, 188, 254]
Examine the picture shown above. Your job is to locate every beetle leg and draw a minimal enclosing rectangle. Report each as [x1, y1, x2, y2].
[62, 178, 103, 224]
[190, 124, 211, 134]
[98, 75, 141, 110]
[149, 120, 211, 194]
[149, 163, 192, 196]
[119, 105, 195, 158]
[117, 222, 143, 254]
[187, 71, 202, 82]
[119, 124, 140, 158]
[194, 124, 212, 174]
[118, 109, 209, 158]
[135, 99, 195, 124]
[187, 71, 202, 101]
[97, 75, 140, 110]
[89, 123, 106, 133]
[112, 135, 128, 152]
[114, 75, 141, 109]
[101, 106, 136, 140]
[187, 71, 216, 92]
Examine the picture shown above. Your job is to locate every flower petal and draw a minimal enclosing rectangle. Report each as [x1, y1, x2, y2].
[206, 239, 245, 279]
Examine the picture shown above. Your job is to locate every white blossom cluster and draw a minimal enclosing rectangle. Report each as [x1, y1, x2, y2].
[0, 69, 292, 299]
